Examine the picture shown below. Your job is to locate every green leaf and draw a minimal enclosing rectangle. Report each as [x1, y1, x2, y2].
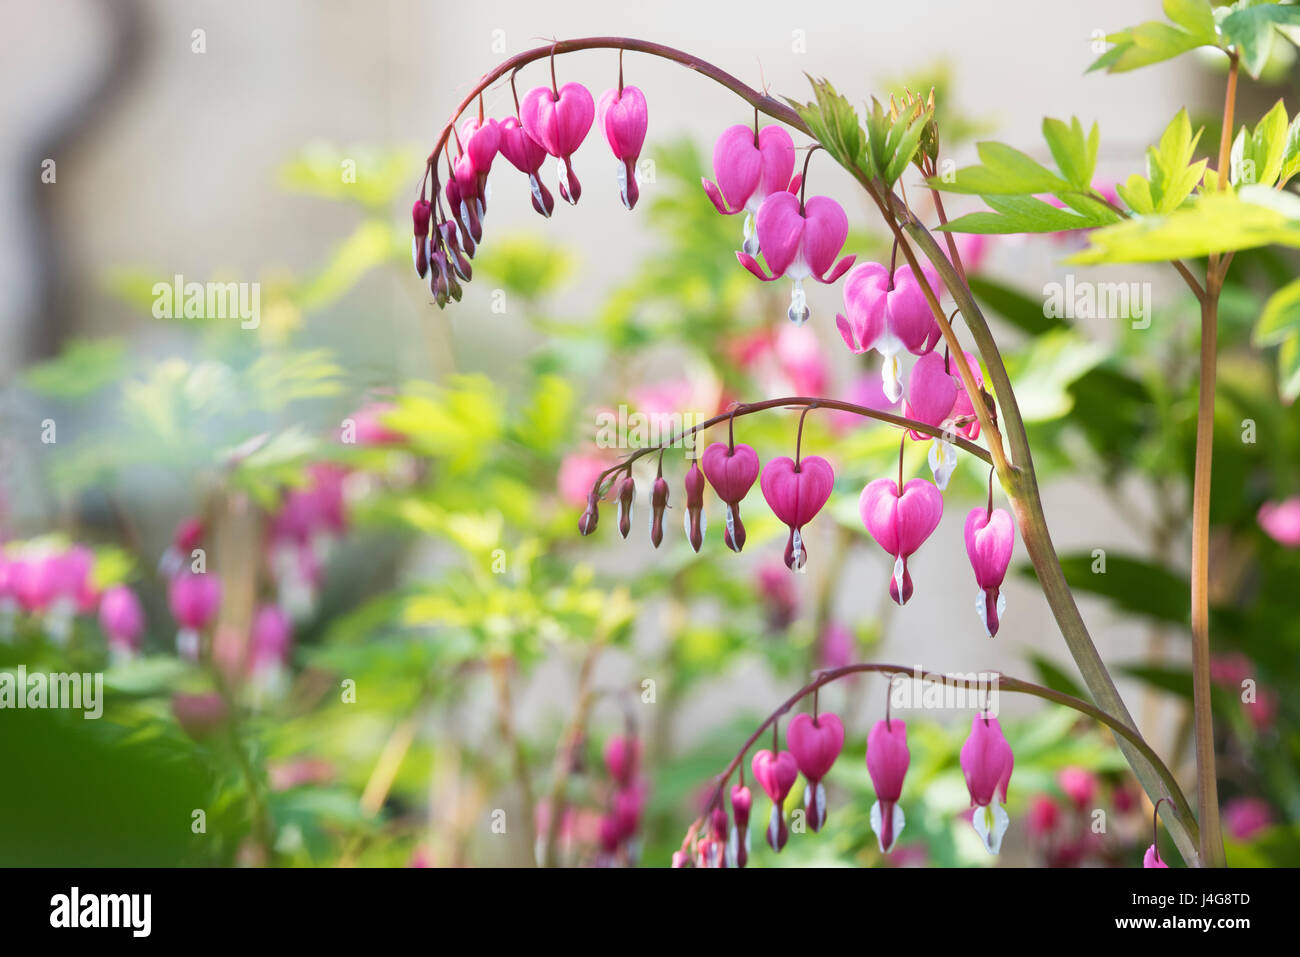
[23, 338, 129, 400]
[1220, 2, 1300, 77]
[1280, 332, 1300, 399]
[1042, 117, 1099, 190]
[1090, 20, 1211, 73]
[1255, 275, 1300, 344]
[1070, 186, 1300, 263]
[1028, 653, 1089, 701]
[785, 77, 865, 177]
[1277, 113, 1300, 186]
[1164, 0, 1218, 40]
[1041, 552, 1191, 624]
[936, 141, 1071, 195]
[940, 194, 1119, 234]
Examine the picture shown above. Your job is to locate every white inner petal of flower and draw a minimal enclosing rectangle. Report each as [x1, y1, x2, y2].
[788, 279, 810, 325]
[882, 354, 904, 403]
[791, 527, 805, 568]
[869, 800, 906, 853]
[725, 504, 737, 549]
[892, 554, 906, 597]
[742, 213, 759, 256]
[972, 802, 1010, 855]
[929, 438, 958, 490]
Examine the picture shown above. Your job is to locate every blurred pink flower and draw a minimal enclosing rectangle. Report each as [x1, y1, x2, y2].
[1027, 794, 1060, 838]
[343, 401, 406, 446]
[557, 453, 609, 508]
[1258, 497, 1300, 547]
[1057, 767, 1098, 809]
[1222, 797, 1273, 841]
[817, 621, 854, 670]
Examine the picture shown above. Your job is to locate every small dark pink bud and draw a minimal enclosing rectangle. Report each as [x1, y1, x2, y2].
[710, 806, 728, 842]
[649, 475, 669, 548]
[578, 490, 600, 536]
[411, 200, 432, 278]
[684, 460, 706, 552]
[604, 735, 641, 786]
[730, 784, 752, 868]
[616, 474, 636, 539]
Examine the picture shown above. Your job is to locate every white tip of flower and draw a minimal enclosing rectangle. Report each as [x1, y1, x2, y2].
[975, 588, 990, 636]
[929, 439, 958, 490]
[788, 279, 810, 325]
[528, 174, 547, 210]
[742, 213, 759, 256]
[411, 236, 420, 271]
[892, 555, 906, 600]
[791, 527, 805, 569]
[177, 627, 200, 662]
[726, 826, 739, 868]
[768, 803, 782, 847]
[870, 800, 906, 853]
[973, 802, 1010, 855]
[882, 354, 904, 404]
[724, 504, 738, 551]
[615, 161, 632, 211]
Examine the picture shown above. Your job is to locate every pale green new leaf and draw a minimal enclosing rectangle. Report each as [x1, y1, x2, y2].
[1255, 275, 1300, 344]
[1042, 117, 1099, 190]
[940, 194, 1119, 234]
[1070, 185, 1300, 263]
[1219, 2, 1300, 77]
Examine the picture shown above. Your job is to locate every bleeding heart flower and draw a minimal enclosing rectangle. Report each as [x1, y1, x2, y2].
[498, 116, 554, 217]
[98, 585, 145, 658]
[1143, 843, 1169, 868]
[859, 477, 943, 605]
[866, 718, 910, 853]
[701, 124, 797, 254]
[596, 84, 648, 209]
[760, 454, 835, 570]
[616, 474, 636, 539]
[737, 192, 855, 324]
[751, 748, 799, 852]
[578, 488, 600, 536]
[168, 571, 221, 662]
[728, 783, 752, 868]
[787, 711, 845, 831]
[458, 117, 500, 204]
[904, 351, 983, 490]
[684, 460, 707, 552]
[1258, 496, 1300, 547]
[964, 506, 1015, 637]
[172, 692, 229, 741]
[521, 82, 595, 205]
[1058, 767, 1098, 810]
[836, 262, 943, 402]
[411, 199, 432, 278]
[960, 712, 1015, 855]
[701, 441, 760, 552]
[604, 735, 641, 787]
[250, 604, 292, 674]
[649, 472, 669, 548]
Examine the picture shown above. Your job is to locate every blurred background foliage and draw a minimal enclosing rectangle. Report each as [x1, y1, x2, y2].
[2, 52, 1299, 868]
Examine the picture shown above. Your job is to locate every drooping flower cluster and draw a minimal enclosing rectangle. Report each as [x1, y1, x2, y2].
[597, 734, 648, 867]
[687, 700, 1023, 867]
[414, 58, 649, 308]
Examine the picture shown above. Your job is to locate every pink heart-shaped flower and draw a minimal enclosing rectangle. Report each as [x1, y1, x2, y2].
[702, 124, 796, 216]
[903, 352, 960, 433]
[787, 712, 845, 783]
[521, 82, 595, 157]
[860, 478, 944, 559]
[760, 455, 834, 529]
[596, 85, 648, 160]
[498, 116, 546, 173]
[964, 507, 1015, 589]
[701, 442, 760, 504]
[751, 748, 799, 804]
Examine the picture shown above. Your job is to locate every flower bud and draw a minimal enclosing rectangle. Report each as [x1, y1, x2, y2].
[616, 474, 635, 540]
[683, 460, 706, 552]
[649, 475, 669, 548]
[578, 489, 600, 536]
[729, 784, 752, 868]
[411, 199, 432, 278]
